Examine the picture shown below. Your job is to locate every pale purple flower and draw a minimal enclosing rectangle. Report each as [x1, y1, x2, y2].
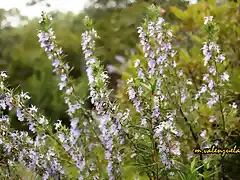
[208, 66, 216, 75]
[209, 116, 216, 122]
[16, 109, 24, 121]
[204, 52, 212, 66]
[199, 84, 207, 94]
[148, 22, 155, 37]
[203, 74, 209, 81]
[178, 70, 183, 77]
[66, 87, 73, 94]
[67, 103, 81, 115]
[60, 74, 67, 82]
[70, 118, 79, 130]
[140, 118, 147, 127]
[156, 54, 167, 64]
[138, 68, 145, 80]
[167, 30, 173, 37]
[181, 93, 187, 103]
[52, 59, 60, 69]
[58, 81, 66, 90]
[148, 59, 155, 69]
[209, 42, 215, 50]
[207, 96, 218, 108]
[202, 42, 208, 55]
[128, 87, 136, 100]
[138, 87, 143, 96]
[115, 55, 125, 64]
[208, 79, 214, 90]
[133, 99, 141, 112]
[153, 107, 160, 118]
[216, 54, 225, 63]
[200, 130, 207, 137]
[29, 121, 36, 132]
[161, 43, 172, 51]
[156, 17, 165, 25]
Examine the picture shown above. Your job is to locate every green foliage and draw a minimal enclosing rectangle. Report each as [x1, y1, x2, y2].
[116, 1, 240, 179]
[1, 0, 240, 179]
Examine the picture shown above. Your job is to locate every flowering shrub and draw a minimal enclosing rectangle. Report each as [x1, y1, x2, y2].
[0, 4, 239, 180]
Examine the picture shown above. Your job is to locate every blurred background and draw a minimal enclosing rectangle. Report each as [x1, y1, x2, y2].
[0, 0, 240, 178]
[0, 0, 193, 125]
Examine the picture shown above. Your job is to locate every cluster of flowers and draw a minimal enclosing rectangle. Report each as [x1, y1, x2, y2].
[125, 7, 238, 178]
[127, 15, 181, 169]
[0, 72, 64, 179]
[0, 6, 238, 180]
[81, 16, 130, 179]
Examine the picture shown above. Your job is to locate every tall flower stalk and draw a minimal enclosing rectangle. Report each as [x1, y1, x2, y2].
[81, 16, 130, 180]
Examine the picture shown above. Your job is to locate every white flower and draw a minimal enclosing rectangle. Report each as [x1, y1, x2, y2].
[58, 81, 66, 90]
[86, 67, 94, 85]
[221, 72, 229, 82]
[54, 120, 62, 130]
[186, 79, 193, 85]
[58, 133, 65, 143]
[204, 16, 213, 25]
[127, 78, 133, 84]
[167, 30, 173, 37]
[232, 102, 237, 109]
[203, 74, 209, 81]
[134, 59, 141, 67]
[39, 116, 46, 124]
[20, 91, 31, 100]
[0, 71, 8, 79]
[29, 105, 38, 113]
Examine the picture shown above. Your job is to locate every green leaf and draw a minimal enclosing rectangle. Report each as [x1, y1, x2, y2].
[190, 157, 197, 173]
[151, 79, 157, 95]
[170, 6, 186, 20]
[189, 33, 203, 44]
[140, 82, 151, 91]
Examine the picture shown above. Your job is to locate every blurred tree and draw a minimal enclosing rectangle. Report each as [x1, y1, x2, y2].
[26, 0, 50, 7]
[90, 0, 188, 9]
